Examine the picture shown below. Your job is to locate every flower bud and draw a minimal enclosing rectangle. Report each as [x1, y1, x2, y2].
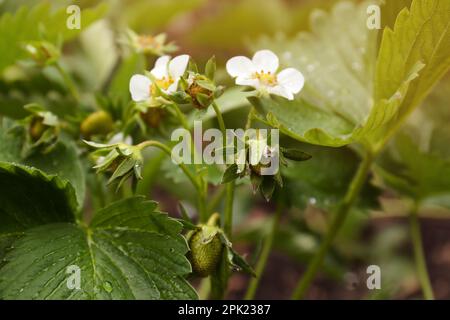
[186, 75, 215, 109]
[80, 111, 114, 138]
[23, 41, 60, 67]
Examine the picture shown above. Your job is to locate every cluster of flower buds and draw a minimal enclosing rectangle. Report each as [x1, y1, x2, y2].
[221, 130, 311, 201]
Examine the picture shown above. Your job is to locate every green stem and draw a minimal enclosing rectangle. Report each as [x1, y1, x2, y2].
[409, 202, 434, 300]
[171, 102, 209, 222]
[291, 150, 373, 299]
[245, 106, 256, 130]
[55, 62, 80, 101]
[212, 101, 226, 140]
[244, 200, 284, 300]
[172, 103, 190, 131]
[198, 190, 208, 223]
[207, 185, 226, 214]
[137, 140, 200, 191]
[224, 181, 235, 238]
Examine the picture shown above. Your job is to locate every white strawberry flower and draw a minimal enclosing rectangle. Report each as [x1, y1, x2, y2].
[226, 49, 304, 100]
[129, 54, 190, 102]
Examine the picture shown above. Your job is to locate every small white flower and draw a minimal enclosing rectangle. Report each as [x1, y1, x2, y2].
[226, 49, 304, 100]
[129, 54, 190, 102]
[248, 137, 268, 166]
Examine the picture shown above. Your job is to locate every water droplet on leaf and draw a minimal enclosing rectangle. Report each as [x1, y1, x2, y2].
[103, 281, 113, 293]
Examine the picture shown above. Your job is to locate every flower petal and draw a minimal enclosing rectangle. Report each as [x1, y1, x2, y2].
[226, 56, 255, 78]
[151, 55, 170, 79]
[267, 85, 294, 100]
[235, 76, 260, 89]
[154, 55, 170, 70]
[277, 68, 305, 94]
[129, 74, 151, 102]
[252, 50, 279, 73]
[166, 78, 180, 94]
[169, 54, 190, 79]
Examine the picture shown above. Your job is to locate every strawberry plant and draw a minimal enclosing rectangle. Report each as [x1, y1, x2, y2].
[0, 0, 449, 301]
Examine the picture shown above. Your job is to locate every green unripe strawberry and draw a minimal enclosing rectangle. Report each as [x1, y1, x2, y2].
[80, 111, 114, 138]
[188, 227, 223, 277]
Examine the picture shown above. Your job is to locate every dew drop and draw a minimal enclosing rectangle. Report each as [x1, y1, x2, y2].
[103, 281, 113, 293]
[282, 51, 292, 60]
[306, 64, 317, 73]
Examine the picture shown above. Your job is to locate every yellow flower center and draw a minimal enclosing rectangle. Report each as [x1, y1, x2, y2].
[254, 71, 277, 86]
[150, 77, 174, 95]
[137, 35, 156, 48]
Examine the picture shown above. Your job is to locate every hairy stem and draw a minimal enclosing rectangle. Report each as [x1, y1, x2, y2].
[172, 103, 190, 131]
[244, 200, 284, 300]
[291, 150, 373, 299]
[224, 182, 235, 238]
[172, 102, 209, 221]
[212, 101, 226, 141]
[207, 185, 226, 214]
[409, 202, 434, 300]
[137, 140, 200, 191]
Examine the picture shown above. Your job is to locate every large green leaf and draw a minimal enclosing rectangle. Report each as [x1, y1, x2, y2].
[0, 196, 197, 300]
[0, 125, 85, 208]
[0, 2, 107, 73]
[282, 145, 379, 210]
[250, 0, 450, 152]
[375, 79, 450, 209]
[365, 0, 450, 151]
[250, 1, 377, 147]
[0, 162, 77, 264]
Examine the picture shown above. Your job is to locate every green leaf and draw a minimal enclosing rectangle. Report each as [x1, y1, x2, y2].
[221, 164, 240, 184]
[0, 126, 85, 208]
[250, 96, 354, 147]
[229, 247, 256, 277]
[377, 148, 450, 208]
[204, 56, 216, 80]
[250, 0, 450, 152]
[366, 0, 450, 151]
[380, 0, 413, 30]
[0, 161, 78, 264]
[25, 140, 85, 209]
[250, 1, 377, 147]
[281, 148, 311, 162]
[0, 197, 197, 300]
[283, 145, 379, 210]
